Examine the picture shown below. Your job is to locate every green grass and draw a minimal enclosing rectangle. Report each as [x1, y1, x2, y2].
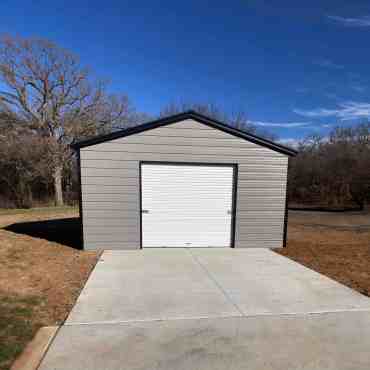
[0, 294, 43, 370]
[0, 205, 77, 216]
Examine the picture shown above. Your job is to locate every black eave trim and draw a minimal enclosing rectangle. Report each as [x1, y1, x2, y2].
[71, 111, 297, 157]
[139, 161, 238, 248]
[77, 149, 84, 250]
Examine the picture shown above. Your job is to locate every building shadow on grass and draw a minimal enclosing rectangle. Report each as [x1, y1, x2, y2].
[4, 217, 82, 249]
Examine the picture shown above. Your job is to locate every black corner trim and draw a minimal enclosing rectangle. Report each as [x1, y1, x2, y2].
[231, 164, 238, 248]
[139, 162, 143, 249]
[71, 110, 298, 157]
[282, 158, 290, 248]
[77, 149, 84, 250]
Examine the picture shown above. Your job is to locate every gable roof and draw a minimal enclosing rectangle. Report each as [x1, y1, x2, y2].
[71, 110, 297, 156]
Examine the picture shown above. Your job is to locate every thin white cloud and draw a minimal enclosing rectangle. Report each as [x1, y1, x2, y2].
[328, 15, 370, 27]
[277, 138, 300, 148]
[351, 84, 366, 92]
[250, 120, 312, 128]
[313, 58, 344, 69]
[293, 101, 370, 120]
[293, 108, 334, 118]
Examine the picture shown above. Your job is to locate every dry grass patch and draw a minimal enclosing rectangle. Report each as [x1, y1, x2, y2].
[277, 210, 370, 297]
[0, 207, 99, 370]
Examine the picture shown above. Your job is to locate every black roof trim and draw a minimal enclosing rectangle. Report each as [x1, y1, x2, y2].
[71, 110, 298, 156]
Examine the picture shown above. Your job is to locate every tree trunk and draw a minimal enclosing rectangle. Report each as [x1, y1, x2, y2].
[53, 165, 64, 206]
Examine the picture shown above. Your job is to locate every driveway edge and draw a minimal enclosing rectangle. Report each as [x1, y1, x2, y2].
[11, 326, 59, 370]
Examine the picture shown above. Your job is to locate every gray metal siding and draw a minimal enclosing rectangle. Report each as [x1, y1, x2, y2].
[80, 119, 288, 250]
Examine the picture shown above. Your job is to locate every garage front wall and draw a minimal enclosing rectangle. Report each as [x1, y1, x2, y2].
[80, 119, 288, 250]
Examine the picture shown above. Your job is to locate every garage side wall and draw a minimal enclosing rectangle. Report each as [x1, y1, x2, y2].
[80, 119, 288, 250]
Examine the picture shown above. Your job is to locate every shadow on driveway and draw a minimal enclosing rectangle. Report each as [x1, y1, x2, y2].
[4, 217, 82, 249]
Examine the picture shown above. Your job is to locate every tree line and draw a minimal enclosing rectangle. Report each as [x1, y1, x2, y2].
[289, 123, 370, 210]
[0, 35, 369, 209]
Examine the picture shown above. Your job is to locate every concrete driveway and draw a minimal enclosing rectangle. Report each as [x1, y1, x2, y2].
[39, 249, 370, 370]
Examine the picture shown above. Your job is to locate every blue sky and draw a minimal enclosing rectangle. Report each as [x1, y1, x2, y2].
[1, 0, 370, 144]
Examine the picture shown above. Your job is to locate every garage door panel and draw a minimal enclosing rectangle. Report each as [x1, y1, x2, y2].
[141, 163, 234, 248]
[143, 223, 231, 232]
[142, 205, 231, 213]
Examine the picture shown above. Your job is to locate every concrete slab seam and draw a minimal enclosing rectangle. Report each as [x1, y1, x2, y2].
[186, 249, 244, 315]
[64, 314, 242, 326]
[61, 307, 370, 328]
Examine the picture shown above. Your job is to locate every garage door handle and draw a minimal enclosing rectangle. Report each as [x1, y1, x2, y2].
[227, 210, 231, 215]
[141, 209, 149, 214]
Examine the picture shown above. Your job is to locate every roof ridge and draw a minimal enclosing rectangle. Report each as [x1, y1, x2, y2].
[71, 111, 297, 156]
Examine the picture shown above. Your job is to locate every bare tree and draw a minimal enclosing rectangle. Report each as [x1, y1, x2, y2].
[0, 35, 131, 205]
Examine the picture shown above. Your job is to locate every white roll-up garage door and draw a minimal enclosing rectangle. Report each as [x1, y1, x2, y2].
[141, 163, 235, 247]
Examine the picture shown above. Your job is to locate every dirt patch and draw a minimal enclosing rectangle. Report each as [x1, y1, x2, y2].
[0, 207, 99, 370]
[276, 210, 370, 297]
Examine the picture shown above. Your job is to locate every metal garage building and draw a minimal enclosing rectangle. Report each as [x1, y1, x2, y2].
[72, 111, 297, 250]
